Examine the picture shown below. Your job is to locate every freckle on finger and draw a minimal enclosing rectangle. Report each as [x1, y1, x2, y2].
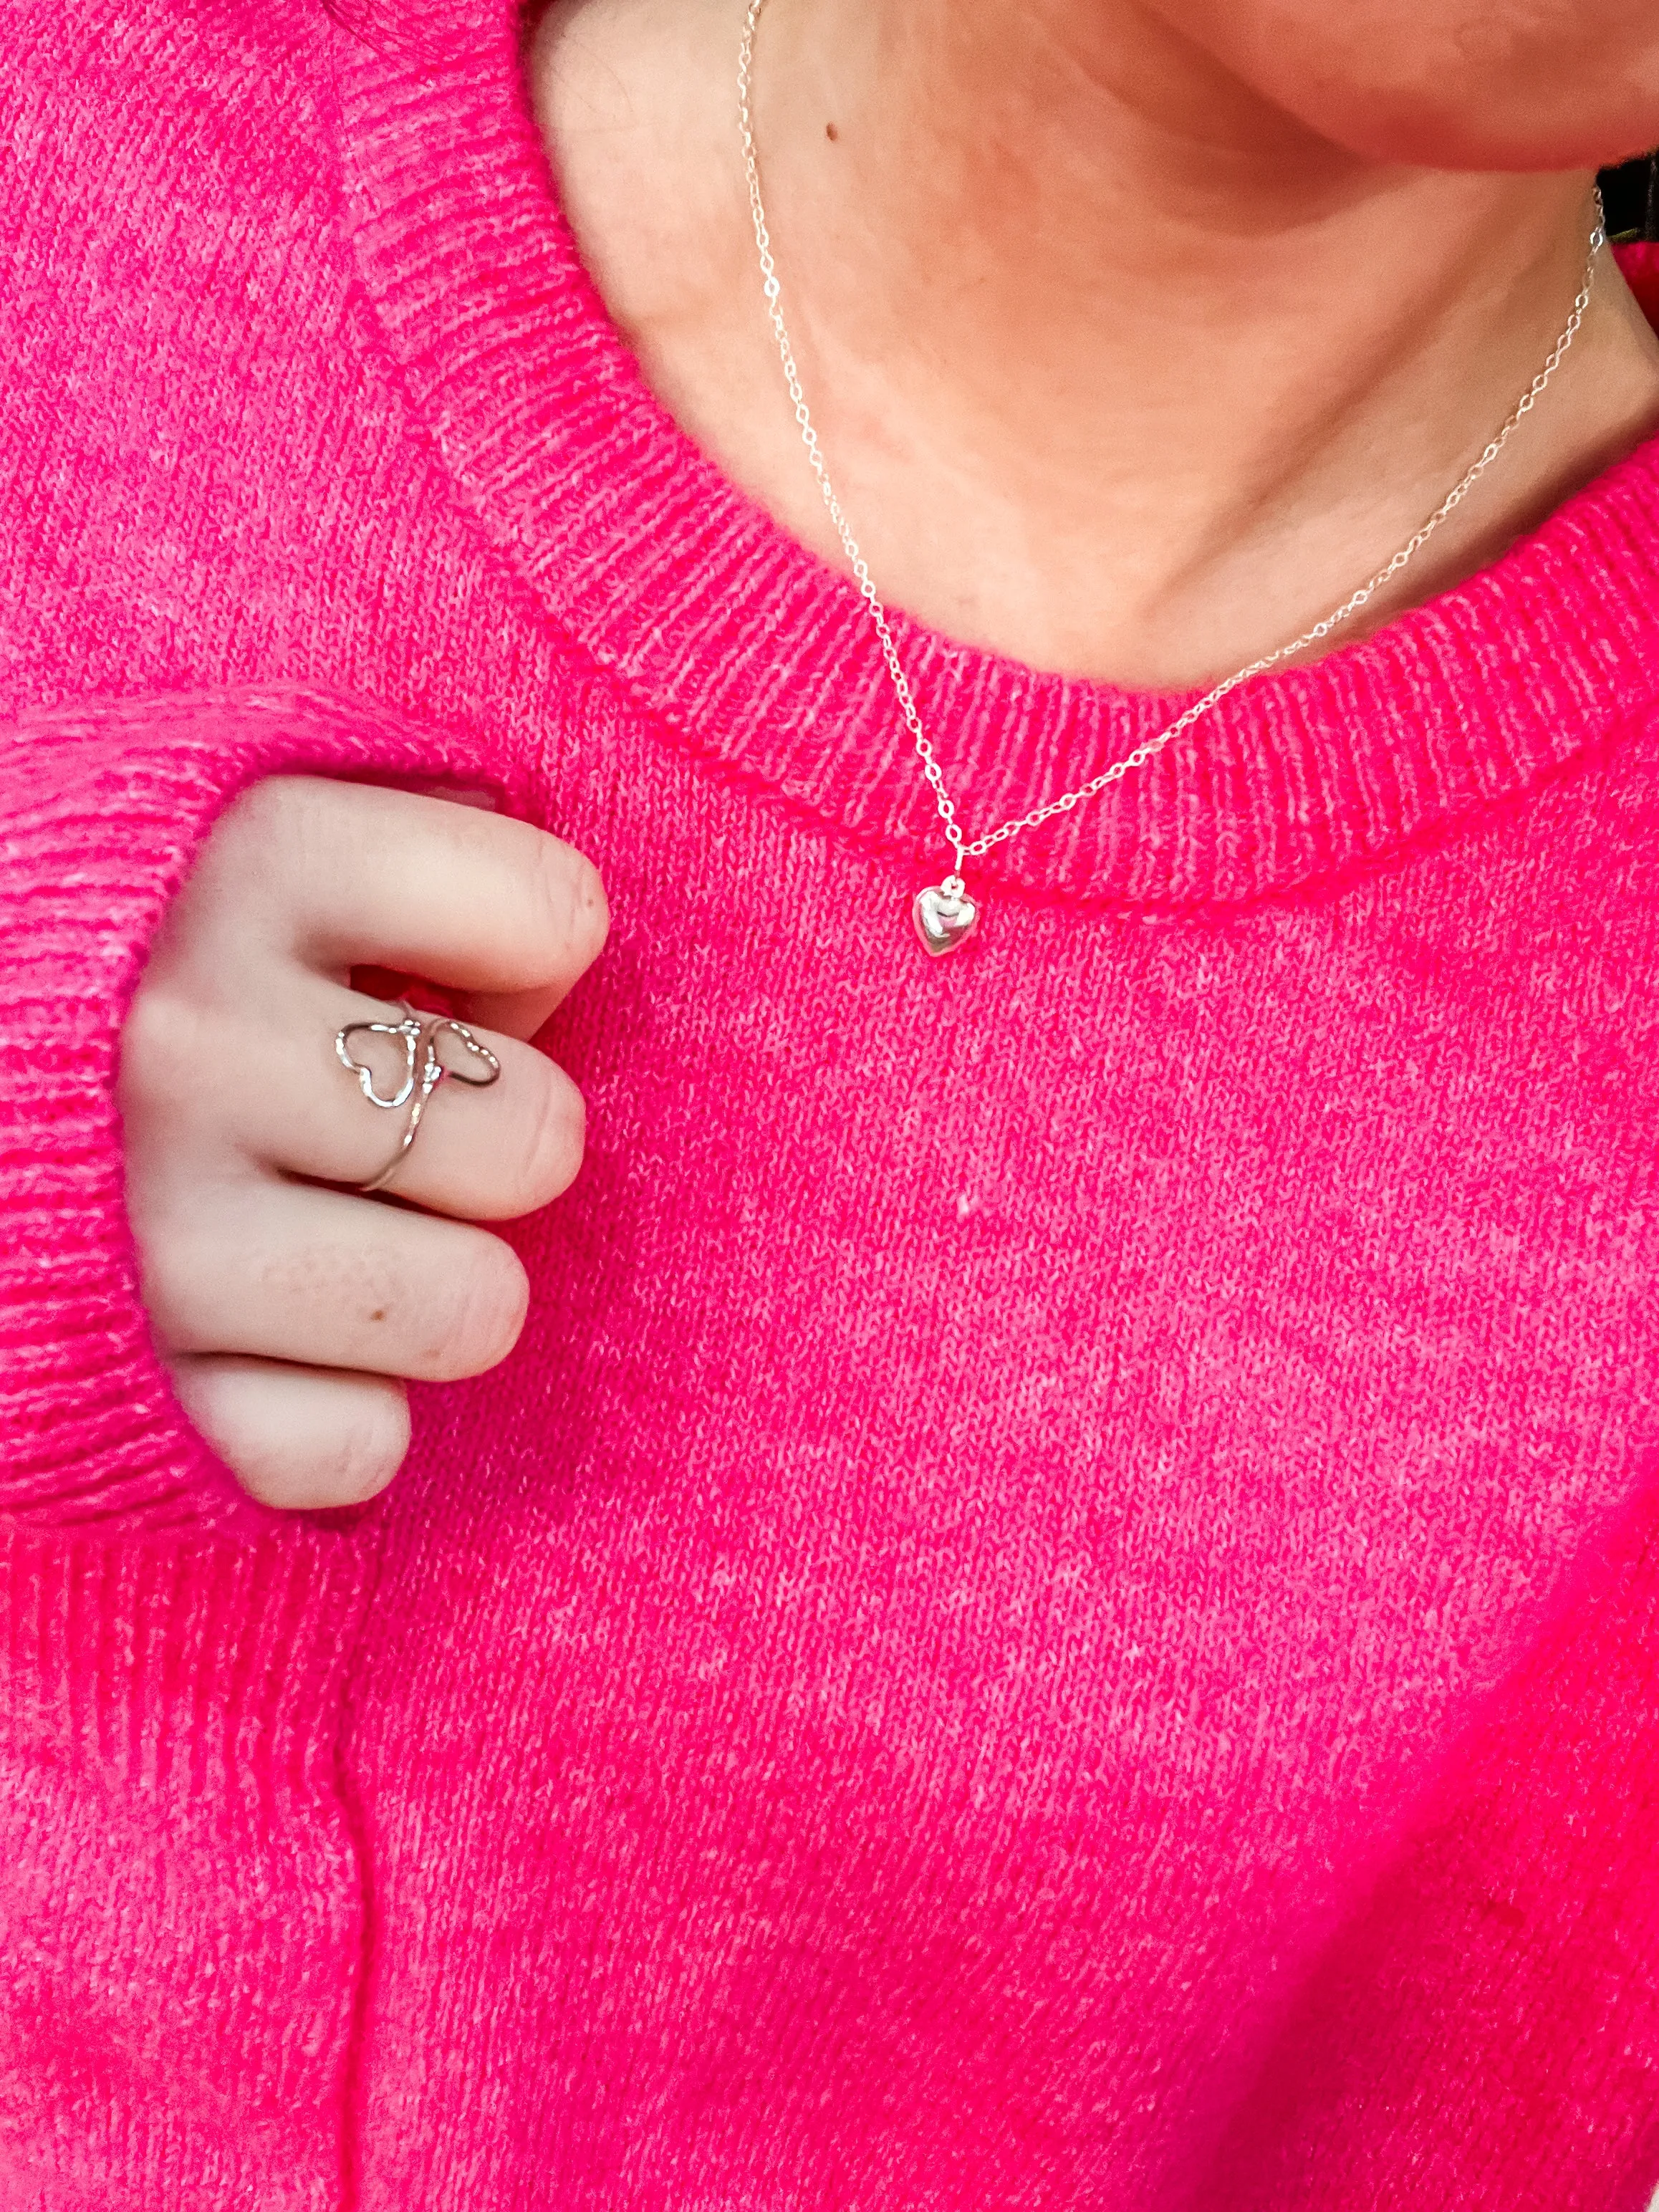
[148, 1180, 531, 1382]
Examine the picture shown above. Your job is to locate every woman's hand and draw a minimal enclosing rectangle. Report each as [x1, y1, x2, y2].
[118, 776, 608, 1511]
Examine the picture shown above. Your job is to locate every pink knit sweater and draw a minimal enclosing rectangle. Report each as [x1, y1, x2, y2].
[7, 0, 1659, 2203]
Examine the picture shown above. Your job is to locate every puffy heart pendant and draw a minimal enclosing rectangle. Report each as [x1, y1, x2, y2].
[912, 878, 980, 958]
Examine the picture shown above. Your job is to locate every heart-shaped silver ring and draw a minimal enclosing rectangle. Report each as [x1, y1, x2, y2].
[425, 1018, 503, 1089]
[335, 1001, 503, 1195]
[336, 1008, 424, 1110]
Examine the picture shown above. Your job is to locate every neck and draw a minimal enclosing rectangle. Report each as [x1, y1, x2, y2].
[536, 0, 1659, 686]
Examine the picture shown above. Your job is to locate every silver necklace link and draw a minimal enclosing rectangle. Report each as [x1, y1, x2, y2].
[738, 0, 1603, 946]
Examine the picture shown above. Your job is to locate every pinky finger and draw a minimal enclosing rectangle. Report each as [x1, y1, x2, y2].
[168, 1354, 411, 1511]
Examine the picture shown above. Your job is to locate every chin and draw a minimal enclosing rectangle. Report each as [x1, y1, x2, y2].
[1149, 0, 1659, 173]
[1287, 84, 1659, 175]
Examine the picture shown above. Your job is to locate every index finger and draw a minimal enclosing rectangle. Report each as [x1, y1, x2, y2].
[230, 778, 610, 1023]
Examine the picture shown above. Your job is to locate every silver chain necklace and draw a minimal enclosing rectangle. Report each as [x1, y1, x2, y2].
[737, 0, 1605, 956]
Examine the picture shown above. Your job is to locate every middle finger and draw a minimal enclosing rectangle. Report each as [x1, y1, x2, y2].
[229, 980, 587, 1218]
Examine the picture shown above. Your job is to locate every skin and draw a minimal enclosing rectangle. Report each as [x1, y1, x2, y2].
[122, 781, 607, 1507]
[128, 0, 1659, 1505]
[533, 0, 1659, 682]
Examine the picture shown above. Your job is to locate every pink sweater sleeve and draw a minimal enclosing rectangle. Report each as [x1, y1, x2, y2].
[0, 686, 515, 1536]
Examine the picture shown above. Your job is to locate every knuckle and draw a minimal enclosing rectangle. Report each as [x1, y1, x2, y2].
[423, 1234, 529, 1378]
[216, 772, 311, 862]
[120, 983, 211, 1113]
[140, 1196, 256, 1352]
[130, 1213, 196, 1335]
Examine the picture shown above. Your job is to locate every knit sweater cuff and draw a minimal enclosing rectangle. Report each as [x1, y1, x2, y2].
[0, 686, 513, 1536]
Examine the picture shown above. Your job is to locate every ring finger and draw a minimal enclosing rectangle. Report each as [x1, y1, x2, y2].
[146, 1177, 531, 1381]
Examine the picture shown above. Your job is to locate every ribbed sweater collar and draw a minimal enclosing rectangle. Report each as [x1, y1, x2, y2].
[330, 0, 1659, 909]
